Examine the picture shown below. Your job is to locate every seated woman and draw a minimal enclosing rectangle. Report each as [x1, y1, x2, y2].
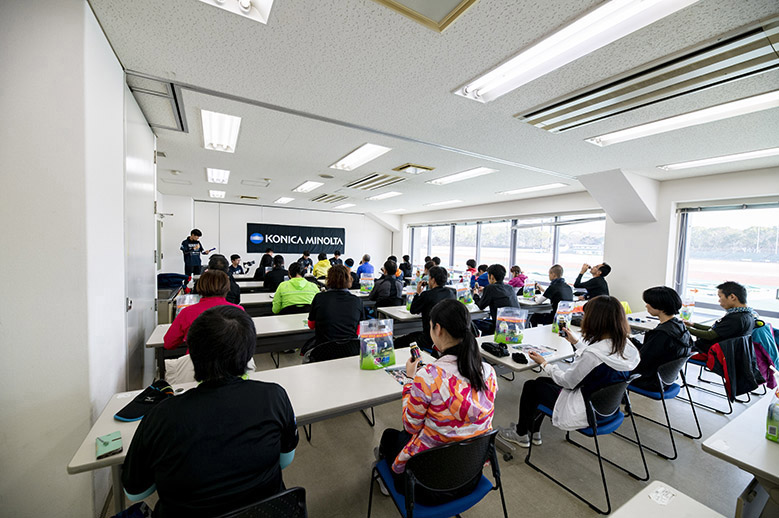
[263, 255, 288, 293]
[271, 262, 320, 314]
[630, 286, 692, 390]
[377, 299, 498, 504]
[164, 269, 244, 350]
[123, 306, 298, 517]
[305, 265, 364, 351]
[500, 296, 639, 447]
[507, 265, 527, 289]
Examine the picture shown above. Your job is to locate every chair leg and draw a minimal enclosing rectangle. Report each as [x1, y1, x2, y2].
[270, 351, 280, 368]
[361, 407, 376, 427]
[303, 424, 312, 443]
[366, 466, 377, 518]
[679, 364, 733, 415]
[752, 384, 767, 396]
[617, 395, 678, 460]
[499, 371, 515, 382]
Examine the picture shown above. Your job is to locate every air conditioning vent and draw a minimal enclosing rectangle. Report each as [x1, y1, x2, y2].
[393, 163, 435, 175]
[344, 173, 406, 191]
[517, 17, 779, 133]
[310, 194, 349, 204]
[240, 195, 259, 200]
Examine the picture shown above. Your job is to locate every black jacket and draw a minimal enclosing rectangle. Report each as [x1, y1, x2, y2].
[369, 274, 404, 307]
[695, 311, 755, 352]
[263, 268, 288, 293]
[574, 274, 609, 299]
[308, 289, 365, 346]
[399, 261, 413, 279]
[542, 277, 574, 314]
[708, 336, 764, 400]
[474, 283, 519, 322]
[409, 286, 456, 349]
[631, 318, 692, 390]
[253, 253, 274, 280]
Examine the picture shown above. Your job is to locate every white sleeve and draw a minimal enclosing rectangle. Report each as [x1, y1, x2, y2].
[542, 351, 600, 390]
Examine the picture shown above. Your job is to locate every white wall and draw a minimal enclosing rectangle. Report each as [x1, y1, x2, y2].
[158, 194, 194, 273]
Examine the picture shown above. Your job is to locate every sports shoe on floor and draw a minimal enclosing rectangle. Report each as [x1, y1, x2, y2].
[376, 477, 390, 496]
[498, 425, 530, 448]
[532, 432, 543, 446]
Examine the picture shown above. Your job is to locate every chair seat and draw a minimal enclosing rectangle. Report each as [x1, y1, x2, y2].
[689, 353, 707, 364]
[536, 403, 624, 436]
[374, 459, 494, 518]
[629, 382, 681, 400]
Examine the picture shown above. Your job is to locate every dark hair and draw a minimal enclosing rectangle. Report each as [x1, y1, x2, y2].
[196, 269, 230, 297]
[599, 263, 612, 277]
[190, 229, 202, 237]
[188, 306, 255, 381]
[432, 256, 441, 266]
[326, 265, 352, 289]
[466, 259, 477, 269]
[642, 286, 682, 315]
[288, 262, 303, 277]
[318, 252, 327, 261]
[424, 260, 435, 271]
[272, 255, 285, 268]
[478, 264, 488, 273]
[230, 254, 240, 261]
[428, 266, 448, 286]
[424, 256, 431, 263]
[388, 255, 398, 263]
[549, 264, 563, 277]
[581, 296, 629, 357]
[384, 260, 398, 275]
[265, 248, 273, 254]
[334, 250, 341, 256]
[345, 258, 355, 267]
[303, 250, 310, 257]
[362, 254, 371, 262]
[403, 255, 410, 262]
[717, 281, 747, 304]
[487, 264, 506, 283]
[510, 265, 521, 275]
[207, 254, 229, 273]
[430, 300, 486, 392]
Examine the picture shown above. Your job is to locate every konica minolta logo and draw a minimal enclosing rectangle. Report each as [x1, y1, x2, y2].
[249, 233, 264, 244]
[263, 234, 344, 245]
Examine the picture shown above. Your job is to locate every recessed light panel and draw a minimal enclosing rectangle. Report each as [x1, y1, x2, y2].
[392, 163, 435, 175]
[497, 183, 567, 195]
[209, 190, 226, 198]
[292, 181, 324, 193]
[425, 199, 463, 207]
[366, 191, 402, 201]
[428, 167, 498, 185]
[274, 197, 294, 204]
[384, 209, 407, 213]
[658, 147, 779, 171]
[334, 203, 356, 210]
[201, 109, 241, 153]
[206, 168, 230, 184]
[330, 143, 392, 171]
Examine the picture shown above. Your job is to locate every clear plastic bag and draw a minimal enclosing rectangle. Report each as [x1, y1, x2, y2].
[175, 294, 201, 316]
[360, 273, 374, 293]
[522, 280, 535, 299]
[359, 319, 396, 370]
[495, 307, 529, 344]
[455, 283, 473, 305]
[552, 301, 575, 333]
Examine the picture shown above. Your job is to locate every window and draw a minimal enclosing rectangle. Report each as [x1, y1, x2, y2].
[430, 226, 452, 268]
[453, 224, 477, 271]
[411, 226, 429, 267]
[557, 216, 605, 278]
[480, 221, 511, 267]
[678, 205, 779, 315]
[514, 218, 554, 281]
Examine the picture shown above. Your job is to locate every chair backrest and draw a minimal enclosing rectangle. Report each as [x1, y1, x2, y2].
[218, 487, 307, 518]
[306, 338, 361, 363]
[656, 354, 693, 387]
[586, 376, 634, 423]
[405, 429, 496, 493]
[278, 304, 311, 315]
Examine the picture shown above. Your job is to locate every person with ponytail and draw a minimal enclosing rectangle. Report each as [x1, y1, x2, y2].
[375, 299, 498, 504]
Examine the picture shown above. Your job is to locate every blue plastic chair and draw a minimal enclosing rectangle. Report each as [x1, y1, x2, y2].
[367, 430, 508, 518]
[524, 376, 649, 515]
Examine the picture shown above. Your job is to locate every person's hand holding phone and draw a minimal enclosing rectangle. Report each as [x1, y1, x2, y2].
[416, 282, 426, 295]
[562, 328, 580, 345]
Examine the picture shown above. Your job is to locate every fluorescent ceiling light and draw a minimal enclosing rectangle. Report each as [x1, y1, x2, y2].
[427, 167, 498, 185]
[366, 191, 402, 201]
[274, 197, 294, 204]
[209, 190, 226, 199]
[384, 209, 406, 214]
[497, 182, 568, 195]
[206, 168, 230, 184]
[425, 200, 463, 207]
[334, 203, 356, 209]
[292, 181, 324, 193]
[201, 109, 241, 153]
[586, 90, 779, 147]
[330, 143, 392, 171]
[658, 147, 779, 171]
[455, 0, 698, 103]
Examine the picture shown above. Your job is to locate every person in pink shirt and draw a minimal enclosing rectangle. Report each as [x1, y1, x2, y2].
[507, 265, 527, 289]
[164, 269, 244, 350]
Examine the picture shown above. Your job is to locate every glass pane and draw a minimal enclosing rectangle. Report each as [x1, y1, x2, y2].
[411, 227, 429, 268]
[557, 218, 605, 281]
[514, 218, 554, 281]
[684, 207, 779, 313]
[453, 225, 477, 272]
[430, 226, 452, 269]
[480, 221, 511, 268]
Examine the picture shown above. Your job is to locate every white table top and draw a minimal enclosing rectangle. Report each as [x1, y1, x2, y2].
[232, 274, 255, 281]
[237, 280, 264, 289]
[146, 313, 313, 348]
[626, 310, 720, 332]
[610, 480, 725, 518]
[477, 325, 575, 373]
[378, 304, 487, 322]
[68, 348, 425, 475]
[240, 289, 367, 306]
[702, 393, 779, 486]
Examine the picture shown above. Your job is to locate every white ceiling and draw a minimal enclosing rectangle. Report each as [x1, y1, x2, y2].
[89, 0, 779, 215]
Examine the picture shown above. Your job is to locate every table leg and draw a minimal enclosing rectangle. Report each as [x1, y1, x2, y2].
[111, 464, 125, 515]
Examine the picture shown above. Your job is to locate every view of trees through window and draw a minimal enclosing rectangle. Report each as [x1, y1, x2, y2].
[683, 206, 779, 313]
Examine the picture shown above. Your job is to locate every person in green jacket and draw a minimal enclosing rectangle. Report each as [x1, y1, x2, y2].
[272, 262, 320, 314]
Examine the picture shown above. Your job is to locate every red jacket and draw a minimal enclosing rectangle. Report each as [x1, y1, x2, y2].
[164, 297, 244, 350]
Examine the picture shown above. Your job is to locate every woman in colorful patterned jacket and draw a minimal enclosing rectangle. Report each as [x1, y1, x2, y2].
[376, 298, 498, 505]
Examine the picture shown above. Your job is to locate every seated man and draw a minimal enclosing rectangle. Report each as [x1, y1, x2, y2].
[263, 255, 288, 293]
[687, 281, 755, 353]
[345, 257, 361, 289]
[312, 252, 331, 279]
[123, 305, 298, 517]
[470, 264, 489, 289]
[228, 254, 244, 276]
[472, 264, 520, 335]
[409, 266, 456, 352]
[529, 264, 574, 327]
[272, 262, 320, 314]
[329, 250, 343, 266]
[370, 260, 404, 308]
[573, 262, 610, 299]
[398, 255, 413, 279]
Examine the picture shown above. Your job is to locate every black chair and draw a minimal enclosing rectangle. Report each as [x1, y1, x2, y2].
[525, 376, 649, 515]
[218, 487, 307, 518]
[278, 304, 311, 315]
[617, 355, 702, 460]
[367, 430, 508, 518]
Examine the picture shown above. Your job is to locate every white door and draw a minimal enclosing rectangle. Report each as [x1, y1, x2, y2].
[124, 85, 158, 389]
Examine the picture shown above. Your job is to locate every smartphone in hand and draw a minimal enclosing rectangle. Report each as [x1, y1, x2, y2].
[409, 342, 421, 361]
[558, 321, 567, 337]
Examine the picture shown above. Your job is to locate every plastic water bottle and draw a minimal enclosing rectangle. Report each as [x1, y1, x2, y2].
[767, 366, 779, 442]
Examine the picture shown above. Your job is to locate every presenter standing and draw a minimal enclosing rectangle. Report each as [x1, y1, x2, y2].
[181, 229, 210, 276]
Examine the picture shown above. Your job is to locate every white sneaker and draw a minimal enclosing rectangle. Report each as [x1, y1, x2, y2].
[499, 425, 530, 448]
[532, 432, 543, 446]
[376, 477, 390, 496]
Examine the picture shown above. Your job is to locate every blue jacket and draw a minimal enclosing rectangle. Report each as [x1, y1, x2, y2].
[470, 272, 489, 289]
[356, 262, 374, 278]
